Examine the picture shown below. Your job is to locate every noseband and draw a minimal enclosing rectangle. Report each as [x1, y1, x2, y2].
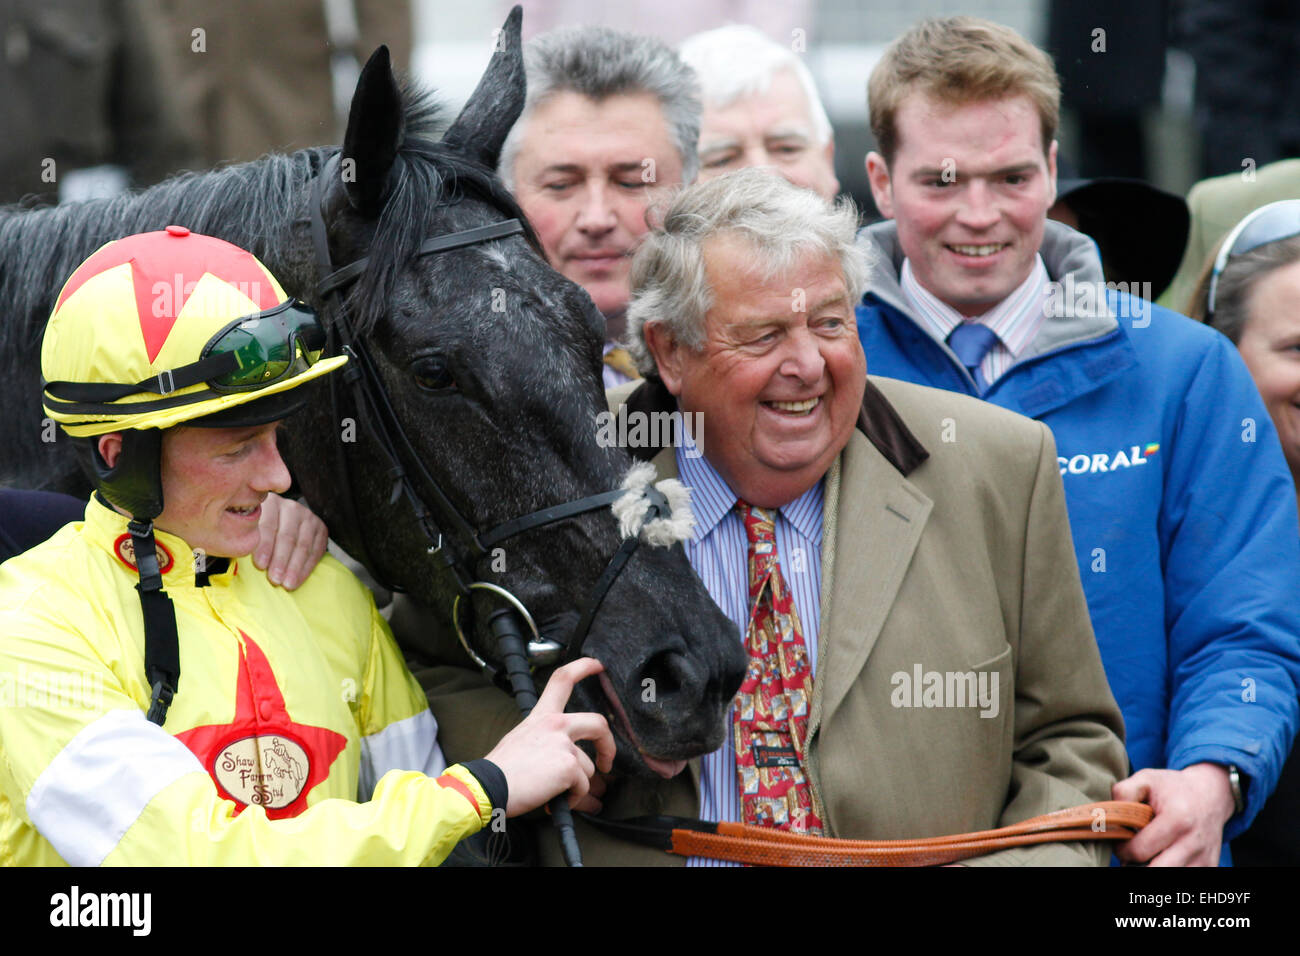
[308, 161, 670, 680]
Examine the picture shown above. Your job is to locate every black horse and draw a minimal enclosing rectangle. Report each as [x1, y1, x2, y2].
[0, 9, 744, 777]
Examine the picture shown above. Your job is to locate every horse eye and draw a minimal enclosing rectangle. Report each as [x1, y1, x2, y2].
[412, 356, 456, 392]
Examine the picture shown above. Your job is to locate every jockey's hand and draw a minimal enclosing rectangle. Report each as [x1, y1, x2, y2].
[1112, 763, 1236, 866]
[254, 494, 329, 590]
[485, 657, 615, 817]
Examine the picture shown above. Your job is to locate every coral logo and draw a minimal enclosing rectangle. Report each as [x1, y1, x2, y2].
[1058, 443, 1159, 476]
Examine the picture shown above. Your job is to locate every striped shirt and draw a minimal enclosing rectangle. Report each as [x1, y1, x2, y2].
[900, 254, 1050, 388]
[675, 439, 824, 867]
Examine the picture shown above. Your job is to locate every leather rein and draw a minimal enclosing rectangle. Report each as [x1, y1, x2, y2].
[581, 801, 1154, 866]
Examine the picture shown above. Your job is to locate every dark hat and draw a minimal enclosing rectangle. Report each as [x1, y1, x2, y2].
[1051, 176, 1190, 292]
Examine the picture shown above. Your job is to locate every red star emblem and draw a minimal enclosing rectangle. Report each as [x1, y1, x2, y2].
[176, 632, 347, 819]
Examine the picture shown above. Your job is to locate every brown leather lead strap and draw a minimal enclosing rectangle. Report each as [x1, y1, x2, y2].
[597, 801, 1153, 867]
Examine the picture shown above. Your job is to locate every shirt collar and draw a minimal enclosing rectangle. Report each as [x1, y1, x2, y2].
[675, 437, 824, 545]
[900, 254, 1050, 358]
[83, 495, 238, 588]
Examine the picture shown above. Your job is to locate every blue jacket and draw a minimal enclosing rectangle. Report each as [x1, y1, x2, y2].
[856, 220, 1300, 841]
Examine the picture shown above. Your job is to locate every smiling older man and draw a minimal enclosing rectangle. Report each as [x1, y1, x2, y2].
[419, 168, 1127, 866]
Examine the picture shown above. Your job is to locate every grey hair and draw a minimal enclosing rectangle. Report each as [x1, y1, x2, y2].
[626, 168, 869, 377]
[679, 25, 833, 145]
[498, 26, 701, 189]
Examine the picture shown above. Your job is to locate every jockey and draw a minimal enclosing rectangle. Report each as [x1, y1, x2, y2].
[0, 227, 612, 865]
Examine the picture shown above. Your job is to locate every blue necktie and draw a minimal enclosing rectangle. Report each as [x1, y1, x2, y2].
[947, 322, 1000, 395]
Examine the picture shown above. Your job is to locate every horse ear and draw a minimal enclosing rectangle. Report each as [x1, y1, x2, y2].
[341, 45, 404, 217]
[441, 5, 525, 169]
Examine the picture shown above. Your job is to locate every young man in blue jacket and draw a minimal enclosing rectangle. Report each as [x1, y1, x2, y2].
[856, 16, 1300, 866]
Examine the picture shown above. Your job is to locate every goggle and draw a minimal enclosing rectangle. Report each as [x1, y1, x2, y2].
[42, 299, 327, 407]
[199, 299, 326, 393]
[1207, 200, 1300, 317]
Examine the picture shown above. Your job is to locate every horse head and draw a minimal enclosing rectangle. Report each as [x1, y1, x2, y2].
[285, 10, 745, 777]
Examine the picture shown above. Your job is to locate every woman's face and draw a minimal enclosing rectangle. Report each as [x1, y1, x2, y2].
[1239, 259, 1300, 482]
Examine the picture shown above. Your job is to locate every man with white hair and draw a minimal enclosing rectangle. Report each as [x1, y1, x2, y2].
[679, 24, 839, 200]
[498, 25, 700, 386]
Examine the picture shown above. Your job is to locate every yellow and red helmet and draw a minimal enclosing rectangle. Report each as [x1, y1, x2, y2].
[42, 226, 346, 437]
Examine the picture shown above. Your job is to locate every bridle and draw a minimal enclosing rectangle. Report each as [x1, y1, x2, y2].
[307, 158, 670, 682]
[309, 158, 679, 867]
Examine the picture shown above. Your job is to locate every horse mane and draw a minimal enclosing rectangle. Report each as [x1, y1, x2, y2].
[0, 81, 538, 367]
[0, 149, 320, 369]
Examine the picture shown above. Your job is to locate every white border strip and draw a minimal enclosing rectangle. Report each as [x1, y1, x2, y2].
[358, 709, 445, 800]
[27, 708, 205, 866]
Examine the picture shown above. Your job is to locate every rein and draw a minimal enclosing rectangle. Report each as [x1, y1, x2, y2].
[581, 801, 1154, 866]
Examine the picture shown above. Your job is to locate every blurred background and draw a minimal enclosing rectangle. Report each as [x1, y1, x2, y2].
[433, 0, 1296, 216]
[3, 0, 1296, 216]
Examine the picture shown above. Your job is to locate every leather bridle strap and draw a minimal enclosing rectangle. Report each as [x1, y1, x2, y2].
[580, 801, 1154, 866]
[478, 490, 625, 550]
[456, 486, 674, 672]
[564, 483, 671, 665]
[310, 160, 488, 592]
[317, 220, 526, 298]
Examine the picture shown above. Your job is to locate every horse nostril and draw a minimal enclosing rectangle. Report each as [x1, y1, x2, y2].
[711, 644, 746, 704]
[708, 667, 743, 710]
[639, 649, 691, 701]
[723, 657, 746, 700]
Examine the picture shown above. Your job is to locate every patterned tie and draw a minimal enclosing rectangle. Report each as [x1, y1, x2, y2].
[947, 322, 1001, 394]
[733, 501, 823, 835]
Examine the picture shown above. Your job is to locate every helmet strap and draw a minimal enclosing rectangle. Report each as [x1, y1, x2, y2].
[129, 518, 181, 726]
[92, 429, 165, 520]
[86, 429, 181, 724]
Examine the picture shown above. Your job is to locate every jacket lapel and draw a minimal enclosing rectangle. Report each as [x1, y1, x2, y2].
[810, 427, 933, 738]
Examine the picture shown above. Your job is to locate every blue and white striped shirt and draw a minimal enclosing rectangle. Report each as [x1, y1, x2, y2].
[900, 254, 1049, 388]
[675, 439, 824, 866]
